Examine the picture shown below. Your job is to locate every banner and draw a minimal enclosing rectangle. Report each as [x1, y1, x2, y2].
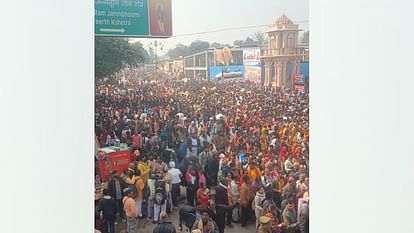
[244, 66, 261, 83]
[243, 48, 261, 66]
[214, 48, 225, 65]
[223, 47, 234, 64]
[294, 85, 305, 92]
[294, 74, 305, 85]
[209, 65, 244, 80]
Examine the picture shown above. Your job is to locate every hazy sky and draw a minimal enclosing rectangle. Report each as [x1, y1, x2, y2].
[131, 0, 309, 56]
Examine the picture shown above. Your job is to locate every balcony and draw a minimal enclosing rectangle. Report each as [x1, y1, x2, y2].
[262, 48, 301, 56]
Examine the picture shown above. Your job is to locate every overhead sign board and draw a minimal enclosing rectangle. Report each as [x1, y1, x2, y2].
[95, 0, 172, 38]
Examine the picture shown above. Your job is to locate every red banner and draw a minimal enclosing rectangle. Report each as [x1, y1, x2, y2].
[98, 150, 131, 182]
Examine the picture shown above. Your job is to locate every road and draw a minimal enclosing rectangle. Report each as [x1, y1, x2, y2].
[115, 207, 256, 233]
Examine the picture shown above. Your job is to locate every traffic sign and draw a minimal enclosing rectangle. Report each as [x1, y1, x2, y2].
[95, 0, 172, 38]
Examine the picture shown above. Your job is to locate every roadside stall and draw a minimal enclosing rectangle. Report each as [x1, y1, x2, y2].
[96, 146, 132, 182]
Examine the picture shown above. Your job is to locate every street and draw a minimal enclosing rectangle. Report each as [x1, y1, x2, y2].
[115, 187, 256, 233]
[116, 207, 256, 233]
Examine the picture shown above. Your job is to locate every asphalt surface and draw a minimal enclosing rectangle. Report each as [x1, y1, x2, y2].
[114, 187, 255, 233]
[115, 208, 255, 233]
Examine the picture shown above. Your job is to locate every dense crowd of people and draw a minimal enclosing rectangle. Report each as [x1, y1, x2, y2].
[95, 77, 309, 233]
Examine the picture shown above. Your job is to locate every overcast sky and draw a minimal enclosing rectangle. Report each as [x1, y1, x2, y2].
[131, 0, 309, 56]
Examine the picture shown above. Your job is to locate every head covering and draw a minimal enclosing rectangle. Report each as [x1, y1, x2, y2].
[169, 161, 176, 168]
[259, 215, 272, 224]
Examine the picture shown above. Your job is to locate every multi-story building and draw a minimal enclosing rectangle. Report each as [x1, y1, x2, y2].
[182, 47, 250, 80]
[262, 15, 305, 88]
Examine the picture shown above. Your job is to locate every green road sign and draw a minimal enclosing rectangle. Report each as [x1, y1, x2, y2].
[95, 0, 149, 37]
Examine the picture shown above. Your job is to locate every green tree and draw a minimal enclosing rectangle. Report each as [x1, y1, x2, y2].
[244, 37, 256, 45]
[167, 40, 210, 59]
[233, 40, 244, 46]
[95, 38, 147, 79]
[189, 39, 210, 52]
[253, 31, 267, 46]
[301, 31, 309, 44]
[211, 42, 223, 48]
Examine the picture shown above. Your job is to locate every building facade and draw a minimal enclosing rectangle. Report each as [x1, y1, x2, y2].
[182, 47, 248, 80]
[262, 15, 303, 88]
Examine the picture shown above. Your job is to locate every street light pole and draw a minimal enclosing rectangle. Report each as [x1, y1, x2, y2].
[149, 40, 164, 83]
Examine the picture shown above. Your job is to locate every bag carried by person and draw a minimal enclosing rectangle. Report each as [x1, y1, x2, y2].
[129, 179, 138, 197]
[154, 181, 166, 205]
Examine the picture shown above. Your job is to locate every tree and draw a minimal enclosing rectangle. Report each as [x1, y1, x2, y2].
[211, 42, 223, 48]
[167, 43, 191, 59]
[95, 38, 147, 79]
[189, 39, 210, 52]
[301, 31, 309, 44]
[253, 31, 267, 46]
[167, 39, 210, 59]
[233, 40, 244, 46]
[130, 41, 150, 64]
[244, 37, 256, 45]
[148, 46, 155, 62]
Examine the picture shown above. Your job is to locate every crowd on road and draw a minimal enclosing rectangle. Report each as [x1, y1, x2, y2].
[95, 77, 309, 233]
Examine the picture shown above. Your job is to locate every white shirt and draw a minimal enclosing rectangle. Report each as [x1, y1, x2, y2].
[199, 134, 211, 145]
[168, 168, 182, 185]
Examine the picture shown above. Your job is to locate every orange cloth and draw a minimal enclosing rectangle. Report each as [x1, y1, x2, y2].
[247, 166, 261, 182]
[123, 196, 137, 217]
[135, 176, 145, 200]
[239, 183, 250, 207]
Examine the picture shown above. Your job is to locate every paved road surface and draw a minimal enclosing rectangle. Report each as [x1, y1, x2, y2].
[115, 206, 256, 233]
[110, 187, 255, 233]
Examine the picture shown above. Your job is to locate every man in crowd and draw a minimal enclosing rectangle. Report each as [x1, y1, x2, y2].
[153, 212, 177, 233]
[239, 175, 251, 227]
[97, 189, 117, 233]
[123, 188, 138, 233]
[108, 171, 127, 224]
[167, 161, 182, 207]
[153, 174, 168, 224]
[192, 209, 219, 232]
[215, 177, 229, 233]
[282, 199, 299, 233]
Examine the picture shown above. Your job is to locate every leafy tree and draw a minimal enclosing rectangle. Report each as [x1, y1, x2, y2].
[244, 37, 255, 45]
[253, 31, 267, 46]
[148, 46, 155, 63]
[233, 40, 244, 46]
[95, 38, 147, 79]
[211, 42, 225, 48]
[301, 31, 309, 44]
[189, 39, 210, 52]
[167, 43, 190, 59]
[167, 40, 210, 59]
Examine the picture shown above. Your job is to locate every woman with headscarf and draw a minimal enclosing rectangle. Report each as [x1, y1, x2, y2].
[253, 186, 266, 228]
[261, 189, 282, 233]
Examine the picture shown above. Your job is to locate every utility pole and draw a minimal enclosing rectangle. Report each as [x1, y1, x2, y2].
[149, 41, 164, 83]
